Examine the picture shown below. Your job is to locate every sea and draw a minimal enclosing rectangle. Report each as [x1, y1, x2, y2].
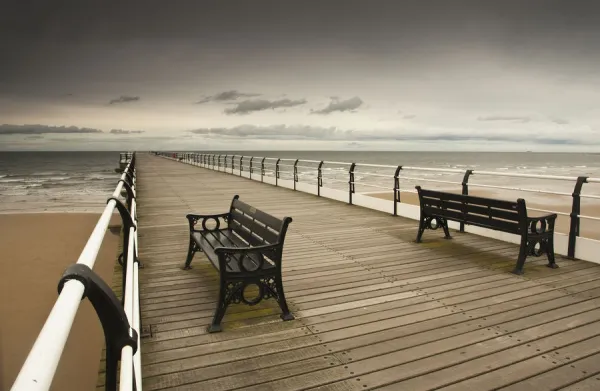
[1, 151, 599, 213]
[0, 152, 121, 213]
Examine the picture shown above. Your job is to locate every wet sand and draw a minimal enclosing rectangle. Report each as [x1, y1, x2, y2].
[0, 213, 120, 391]
[365, 190, 600, 240]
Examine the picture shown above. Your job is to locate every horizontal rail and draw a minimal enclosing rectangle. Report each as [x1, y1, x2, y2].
[400, 176, 462, 186]
[468, 183, 572, 197]
[474, 170, 578, 181]
[355, 171, 395, 178]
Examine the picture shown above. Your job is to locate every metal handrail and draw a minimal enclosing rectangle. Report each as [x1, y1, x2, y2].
[155, 151, 600, 260]
[12, 154, 141, 391]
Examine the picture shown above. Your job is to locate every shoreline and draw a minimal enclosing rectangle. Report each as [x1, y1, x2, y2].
[0, 213, 121, 391]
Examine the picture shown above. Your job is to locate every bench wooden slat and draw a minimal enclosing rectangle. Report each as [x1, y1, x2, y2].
[192, 231, 274, 272]
[232, 199, 284, 232]
[229, 217, 266, 247]
[418, 188, 519, 211]
[422, 206, 521, 234]
[229, 209, 279, 245]
[421, 196, 520, 222]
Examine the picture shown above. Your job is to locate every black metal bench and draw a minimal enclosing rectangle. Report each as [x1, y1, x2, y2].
[415, 186, 557, 275]
[184, 195, 294, 332]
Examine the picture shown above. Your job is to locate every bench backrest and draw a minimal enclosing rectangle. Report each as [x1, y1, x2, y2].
[416, 187, 527, 235]
[228, 196, 292, 256]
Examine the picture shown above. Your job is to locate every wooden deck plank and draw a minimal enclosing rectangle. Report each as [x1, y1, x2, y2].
[132, 154, 600, 391]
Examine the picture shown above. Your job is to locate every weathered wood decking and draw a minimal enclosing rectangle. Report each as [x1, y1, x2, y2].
[134, 153, 600, 390]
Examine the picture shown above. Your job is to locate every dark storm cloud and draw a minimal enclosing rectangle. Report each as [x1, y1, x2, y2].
[477, 116, 531, 123]
[312, 97, 363, 115]
[188, 124, 594, 145]
[109, 96, 140, 105]
[224, 99, 307, 115]
[0, 124, 103, 134]
[109, 129, 145, 134]
[196, 90, 260, 104]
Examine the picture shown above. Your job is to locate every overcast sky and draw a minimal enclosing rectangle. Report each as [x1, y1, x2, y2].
[1, 1, 599, 151]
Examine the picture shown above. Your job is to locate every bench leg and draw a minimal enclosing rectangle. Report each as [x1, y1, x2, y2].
[209, 279, 237, 333]
[440, 218, 452, 239]
[183, 235, 198, 270]
[513, 237, 528, 275]
[416, 217, 426, 243]
[274, 274, 294, 321]
[546, 236, 558, 269]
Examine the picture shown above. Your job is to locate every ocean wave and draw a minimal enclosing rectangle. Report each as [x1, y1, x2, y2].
[85, 174, 115, 181]
[0, 178, 25, 183]
[31, 171, 69, 176]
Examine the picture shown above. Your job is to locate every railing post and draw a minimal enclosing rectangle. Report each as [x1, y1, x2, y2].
[393, 165, 403, 216]
[568, 176, 588, 259]
[239, 156, 244, 176]
[218, 155, 221, 171]
[276, 158, 281, 186]
[261, 157, 266, 182]
[460, 170, 474, 232]
[231, 155, 235, 173]
[224, 155, 228, 171]
[349, 163, 356, 205]
[317, 161, 324, 196]
[250, 157, 254, 180]
[293, 159, 299, 190]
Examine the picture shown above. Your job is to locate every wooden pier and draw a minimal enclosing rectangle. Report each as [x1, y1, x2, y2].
[132, 153, 600, 390]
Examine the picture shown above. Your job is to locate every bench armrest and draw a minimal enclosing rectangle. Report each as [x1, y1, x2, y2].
[186, 212, 229, 232]
[527, 213, 557, 233]
[215, 243, 282, 271]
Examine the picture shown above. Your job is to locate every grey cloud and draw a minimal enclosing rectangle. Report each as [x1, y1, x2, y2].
[110, 129, 145, 134]
[224, 99, 307, 115]
[312, 97, 363, 115]
[477, 115, 531, 123]
[0, 124, 103, 135]
[196, 90, 260, 104]
[109, 95, 140, 105]
[403, 114, 417, 119]
[187, 124, 594, 145]
[551, 118, 569, 125]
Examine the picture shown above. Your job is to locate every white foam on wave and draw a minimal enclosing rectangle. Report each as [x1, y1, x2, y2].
[0, 178, 24, 183]
[32, 171, 69, 176]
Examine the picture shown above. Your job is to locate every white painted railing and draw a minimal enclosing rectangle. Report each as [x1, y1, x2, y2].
[156, 152, 599, 265]
[11, 153, 142, 391]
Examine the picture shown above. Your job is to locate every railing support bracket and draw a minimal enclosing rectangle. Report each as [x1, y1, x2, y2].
[58, 263, 138, 391]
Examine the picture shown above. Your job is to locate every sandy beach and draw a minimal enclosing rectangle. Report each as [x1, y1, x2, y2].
[0, 213, 120, 391]
[366, 189, 600, 240]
